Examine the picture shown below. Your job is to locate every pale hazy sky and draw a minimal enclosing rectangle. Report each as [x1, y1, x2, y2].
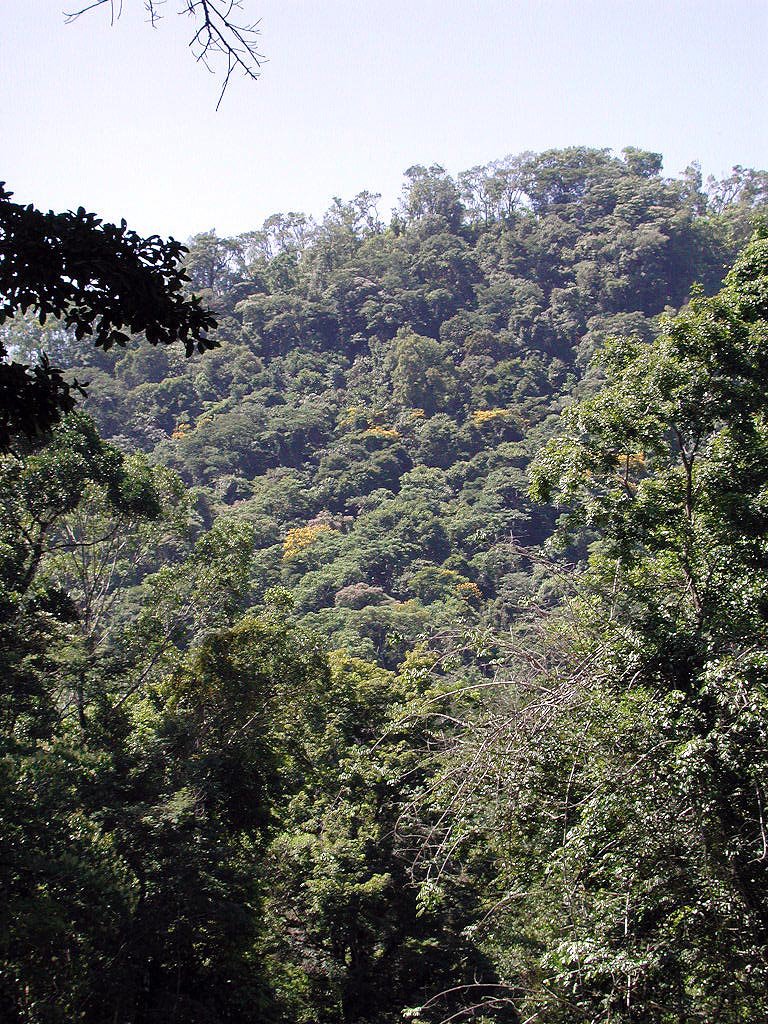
[3, 0, 766, 240]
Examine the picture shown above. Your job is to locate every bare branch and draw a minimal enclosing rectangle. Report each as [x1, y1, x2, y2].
[64, 0, 264, 107]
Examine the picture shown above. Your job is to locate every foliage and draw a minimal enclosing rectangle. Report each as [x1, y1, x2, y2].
[283, 522, 337, 560]
[4, 149, 768, 1023]
[52, 146, 767, 659]
[0, 184, 216, 445]
[261, 649, 489, 1024]
[413, 227, 768, 1022]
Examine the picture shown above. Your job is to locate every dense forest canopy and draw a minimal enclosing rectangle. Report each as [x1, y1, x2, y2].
[3, 146, 768, 1023]
[13, 145, 764, 661]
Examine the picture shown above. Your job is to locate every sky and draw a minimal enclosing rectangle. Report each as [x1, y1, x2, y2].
[2, 0, 767, 240]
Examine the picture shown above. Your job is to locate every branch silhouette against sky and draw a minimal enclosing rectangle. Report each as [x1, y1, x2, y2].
[65, 0, 264, 107]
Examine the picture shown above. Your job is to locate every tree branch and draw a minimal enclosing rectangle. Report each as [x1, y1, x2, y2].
[64, 0, 264, 107]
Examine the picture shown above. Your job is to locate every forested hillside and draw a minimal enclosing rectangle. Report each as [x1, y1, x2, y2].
[3, 147, 768, 1022]
[11, 147, 766, 662]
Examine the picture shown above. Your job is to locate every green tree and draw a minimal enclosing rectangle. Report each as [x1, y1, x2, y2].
[262, 649, 489, 1024]
[423, 229, 768, 1022]
[386, 328, 456, 415]
[0, 185, 217, 445]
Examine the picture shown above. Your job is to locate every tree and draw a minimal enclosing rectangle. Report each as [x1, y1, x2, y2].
[418, 229, 768, 1022]
[530, 225, 768, 624]
[386, 327, 456, 415]
[399, 164, 464, 233]
[261, 649, 490, 1024]
[0, 184, 217, 447]
[1, 1, 266, 447]
[621, 146, 663, 178]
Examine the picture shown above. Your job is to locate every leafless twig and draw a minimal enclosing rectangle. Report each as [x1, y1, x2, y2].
[64, 0, 264, 108]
